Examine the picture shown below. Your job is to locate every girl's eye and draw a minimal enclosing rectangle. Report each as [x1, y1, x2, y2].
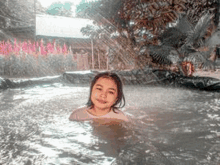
[109, 91, 114, 94]
[96, 88, 102, 91]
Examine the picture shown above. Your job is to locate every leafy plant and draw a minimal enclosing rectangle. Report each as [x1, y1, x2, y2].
[77, 0, 220, 74]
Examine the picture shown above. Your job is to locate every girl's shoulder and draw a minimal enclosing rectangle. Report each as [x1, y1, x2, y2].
[70, 106, 87, 115]
[69, 106, 90, 121]
[113, 108, 127, 115]
[73, 106, 88, 113]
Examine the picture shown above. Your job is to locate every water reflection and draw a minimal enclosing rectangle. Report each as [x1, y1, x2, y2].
[0, 85, 220, 164]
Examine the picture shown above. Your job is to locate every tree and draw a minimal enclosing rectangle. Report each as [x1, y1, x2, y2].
[0, 0, 44, 28]
[46, 1, 74, 17]
[79, 0, 220, 34]
[77, 0, 220, 73]
[0, 0, 45, 40]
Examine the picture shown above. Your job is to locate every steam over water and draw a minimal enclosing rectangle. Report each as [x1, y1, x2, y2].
[0, 84, 220, 164]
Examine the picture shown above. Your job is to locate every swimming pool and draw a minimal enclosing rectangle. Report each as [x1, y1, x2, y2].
[0, 84, 220, 164]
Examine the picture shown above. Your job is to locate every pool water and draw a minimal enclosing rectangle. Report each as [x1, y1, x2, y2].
[0, 84, 220, 165]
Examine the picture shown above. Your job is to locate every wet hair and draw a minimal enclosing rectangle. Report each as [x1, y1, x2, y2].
[86, 71, 125, 113]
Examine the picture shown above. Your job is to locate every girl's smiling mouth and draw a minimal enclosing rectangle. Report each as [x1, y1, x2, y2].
[97, 99, 107, 104]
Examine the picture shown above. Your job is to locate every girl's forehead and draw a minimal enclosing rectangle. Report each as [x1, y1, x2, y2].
[94, 77, 117, 88]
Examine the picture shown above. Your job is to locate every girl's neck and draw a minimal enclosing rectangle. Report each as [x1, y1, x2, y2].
[88, 106, 111, 116]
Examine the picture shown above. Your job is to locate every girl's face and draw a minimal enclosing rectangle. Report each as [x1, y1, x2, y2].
[91, 77, 118, 111]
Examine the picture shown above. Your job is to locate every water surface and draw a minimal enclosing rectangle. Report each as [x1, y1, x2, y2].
[0, 84, 220, 164]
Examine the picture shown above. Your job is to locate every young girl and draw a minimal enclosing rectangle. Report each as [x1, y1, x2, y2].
[69, 72, 129, 122]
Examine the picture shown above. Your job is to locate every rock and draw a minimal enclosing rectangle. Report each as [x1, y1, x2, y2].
[0, 77, 16, 90]
[0, 77, 8, 89]
[62, 70, 96, 84]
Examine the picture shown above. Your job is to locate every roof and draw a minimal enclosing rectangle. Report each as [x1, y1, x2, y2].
[36, 14, 94, 39]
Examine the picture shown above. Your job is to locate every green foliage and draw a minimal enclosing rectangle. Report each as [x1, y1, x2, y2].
[0, 54, 77, 77]
[77, 0, 220, 40]
[76, 0, 93, 16]
[77, 0, 220, 71]
[46, 1, 73, 17]
[186, 13, 212, 46]
[0, 0, 45, 41]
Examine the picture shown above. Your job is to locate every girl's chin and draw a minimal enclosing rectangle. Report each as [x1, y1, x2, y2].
[94, 105, 111, 110]
[92, 100, 114, 110]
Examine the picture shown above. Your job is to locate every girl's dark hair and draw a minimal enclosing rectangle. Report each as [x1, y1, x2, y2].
[86, 71, 125, 113]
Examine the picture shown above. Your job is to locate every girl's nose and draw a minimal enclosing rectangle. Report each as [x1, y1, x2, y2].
[100, 92, 107, 98]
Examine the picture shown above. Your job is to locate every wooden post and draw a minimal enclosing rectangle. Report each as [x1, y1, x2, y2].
[98, 48, 100, 70]
[106, 53, 109, 70]
[91, 39, 94, 70]
[34, 0, 36, 41]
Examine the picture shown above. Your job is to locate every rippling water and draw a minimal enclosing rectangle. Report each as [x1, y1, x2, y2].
[0, 84, 220, 165]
